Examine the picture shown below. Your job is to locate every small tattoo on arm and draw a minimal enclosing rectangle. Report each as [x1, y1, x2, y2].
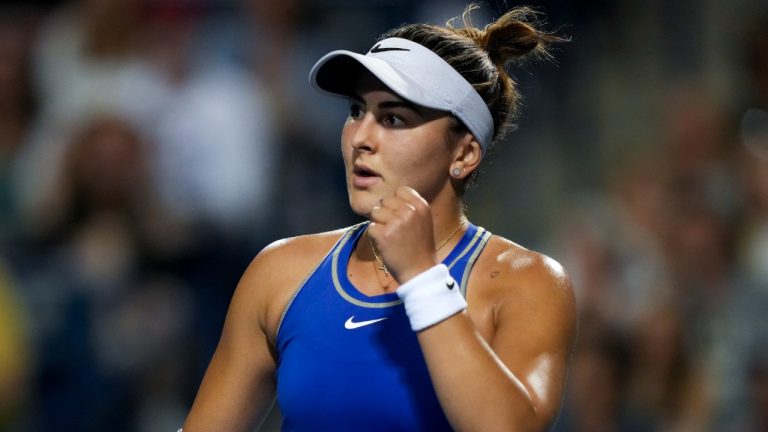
[490, 271, 499, 278]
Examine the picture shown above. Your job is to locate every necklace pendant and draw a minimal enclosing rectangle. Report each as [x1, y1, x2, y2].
[378, 264, 389, 277]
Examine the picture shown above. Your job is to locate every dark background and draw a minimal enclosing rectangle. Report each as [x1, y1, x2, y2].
[0, 0, 767, 430]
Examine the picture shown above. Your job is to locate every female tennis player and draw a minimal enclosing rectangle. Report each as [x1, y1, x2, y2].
[182, 5, 576, 431]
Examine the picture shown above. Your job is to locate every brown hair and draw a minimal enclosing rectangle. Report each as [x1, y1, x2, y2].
[381, 5, 567, 148]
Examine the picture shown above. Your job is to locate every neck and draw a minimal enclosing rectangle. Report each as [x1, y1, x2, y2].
[431, 213, 467, 257]
[428, 188, 467, 252]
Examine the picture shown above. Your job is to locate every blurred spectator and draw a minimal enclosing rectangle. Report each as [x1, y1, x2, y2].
[628, 303, 712, 431]
[141, 1, 278, 235]
[662, 86, 738, 217]
[14, 0, 167, 239]
[744, 12, 768, 109]
[730, 353, 768, 431]
[553, 156, 674, 334]
[0, 6, 37, 241]
[11, 115, 197, 431]
[16, 0, 277, 240]
[238, 0, 387, 234]
[739, 109, 768, 287]
[556, 317, 650, 432]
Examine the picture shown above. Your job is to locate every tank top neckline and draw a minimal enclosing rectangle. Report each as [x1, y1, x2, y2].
[331, 221, 480, 308]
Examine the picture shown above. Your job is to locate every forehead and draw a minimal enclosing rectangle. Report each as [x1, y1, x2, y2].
[350, 70, 450, 122]
[352, 70, 403, 100]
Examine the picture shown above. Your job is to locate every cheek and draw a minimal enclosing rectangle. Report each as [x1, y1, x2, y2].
[413, 130, 454, 166]
[340, 124, 354, 164]
[389, 138, 450, 184]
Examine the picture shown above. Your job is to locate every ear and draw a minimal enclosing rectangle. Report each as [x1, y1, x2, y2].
[449, 132, 483, 180]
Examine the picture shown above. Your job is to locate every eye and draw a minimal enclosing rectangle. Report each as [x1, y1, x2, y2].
[383, 113, 405, 127]
[348, 102, 364, 120]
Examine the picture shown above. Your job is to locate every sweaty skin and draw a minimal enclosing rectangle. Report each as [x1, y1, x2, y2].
[182, 76, 576, 432]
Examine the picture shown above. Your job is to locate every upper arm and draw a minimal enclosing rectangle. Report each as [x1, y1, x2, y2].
[489, 253, 577, 424]
[183, 248, 281, 431]
[183, 233, 340, 431]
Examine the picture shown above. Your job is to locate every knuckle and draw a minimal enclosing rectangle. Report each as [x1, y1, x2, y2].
[395, 186, 411, 197]
[400, 209, 413, 219]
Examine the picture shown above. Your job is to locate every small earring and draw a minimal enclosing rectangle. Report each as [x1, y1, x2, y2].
[451, 167, 462, 178]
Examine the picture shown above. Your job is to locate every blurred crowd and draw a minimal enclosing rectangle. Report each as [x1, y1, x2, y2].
[0, 0, 765, 431]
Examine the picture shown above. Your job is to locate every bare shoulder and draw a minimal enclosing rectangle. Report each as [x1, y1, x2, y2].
[468, 234, 576, 334]
[235, 226, 351, 342]
[492, 235, 571, 292]
[477, 234, 572, 294]
[247, 228, 347, 280]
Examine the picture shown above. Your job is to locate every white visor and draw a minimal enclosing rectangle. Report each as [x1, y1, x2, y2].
[309, 37, 494, 152]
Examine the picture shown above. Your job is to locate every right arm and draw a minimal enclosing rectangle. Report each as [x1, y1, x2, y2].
[181, 233, 342, 431]
[181, 249, 279, 432]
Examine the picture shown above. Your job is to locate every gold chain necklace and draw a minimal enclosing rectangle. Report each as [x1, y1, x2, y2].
[368, 220, 467, 277]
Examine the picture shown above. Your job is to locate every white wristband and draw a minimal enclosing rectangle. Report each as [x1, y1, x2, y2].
[396, 264, 467, 332]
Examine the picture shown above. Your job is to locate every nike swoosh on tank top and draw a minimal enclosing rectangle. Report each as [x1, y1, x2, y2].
[275, 222, 491, 431]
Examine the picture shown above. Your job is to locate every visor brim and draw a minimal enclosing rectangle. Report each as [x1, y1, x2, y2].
[309, 50, 452, 114]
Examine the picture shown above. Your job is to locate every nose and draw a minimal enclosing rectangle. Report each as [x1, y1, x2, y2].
[349, 114, 378, 153]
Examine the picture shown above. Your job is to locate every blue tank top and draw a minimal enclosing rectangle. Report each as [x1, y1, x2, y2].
[275, 222, 491, 431]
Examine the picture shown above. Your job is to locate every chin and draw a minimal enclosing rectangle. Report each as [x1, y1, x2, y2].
[348, 190, 378, 218]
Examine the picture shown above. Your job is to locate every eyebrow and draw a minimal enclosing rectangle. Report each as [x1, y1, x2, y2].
[349, 92, 424, 116]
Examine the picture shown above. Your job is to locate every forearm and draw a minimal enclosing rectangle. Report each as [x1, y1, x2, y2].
[417, 313, 545, 432]
[393, 263, 547, 431]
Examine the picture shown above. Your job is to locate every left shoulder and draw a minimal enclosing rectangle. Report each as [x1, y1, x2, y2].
[471, 234, 574, 305]
[467, 233, 576, 354]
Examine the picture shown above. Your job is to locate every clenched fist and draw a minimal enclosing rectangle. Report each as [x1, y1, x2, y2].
[368, 186, 438, 284]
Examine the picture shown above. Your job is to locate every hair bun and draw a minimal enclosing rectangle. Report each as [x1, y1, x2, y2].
[459, 6, 564, 67]
[481, 20, 540, 64]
